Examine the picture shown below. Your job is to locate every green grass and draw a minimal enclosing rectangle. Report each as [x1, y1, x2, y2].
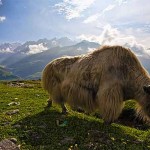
[0, 81, 150, 150]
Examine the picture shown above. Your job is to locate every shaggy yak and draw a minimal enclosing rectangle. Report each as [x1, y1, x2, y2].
[42, 45, 150, 124]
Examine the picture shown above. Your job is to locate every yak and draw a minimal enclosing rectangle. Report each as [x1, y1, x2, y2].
[42, 45, 150, 124]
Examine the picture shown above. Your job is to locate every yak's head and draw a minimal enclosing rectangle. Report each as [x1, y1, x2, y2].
[137, 85, 150, 122]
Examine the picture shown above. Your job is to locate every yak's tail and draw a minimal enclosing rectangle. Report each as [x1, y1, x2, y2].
[41, 62, 54, 93]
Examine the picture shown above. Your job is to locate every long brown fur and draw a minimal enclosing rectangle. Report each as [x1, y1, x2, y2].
[42, 45, 150, 123]
[42, 55, 81, 104]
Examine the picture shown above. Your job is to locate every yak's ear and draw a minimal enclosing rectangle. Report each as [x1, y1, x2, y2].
[143, 85, 150, 94]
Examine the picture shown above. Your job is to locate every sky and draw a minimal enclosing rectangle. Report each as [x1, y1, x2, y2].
[0, 0, 150, 48]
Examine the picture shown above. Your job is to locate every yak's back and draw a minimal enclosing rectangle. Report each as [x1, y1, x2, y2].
[67, 45, 148, 86]
[89, 45, 145, 71]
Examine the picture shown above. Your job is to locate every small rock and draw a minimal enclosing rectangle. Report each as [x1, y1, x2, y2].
[8, 102, 20, 106]
[0, 139, 20, 150]
[6, 109, 19, 115]
[9, 138, 17, 144]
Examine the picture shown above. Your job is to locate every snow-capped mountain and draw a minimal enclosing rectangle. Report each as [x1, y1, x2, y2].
[0, 43, 22, 64]
[0, 37, 149, 80]
[0, 42, 21, 53]
[7, 40, 100, 78]
[0, 37, 77, 66]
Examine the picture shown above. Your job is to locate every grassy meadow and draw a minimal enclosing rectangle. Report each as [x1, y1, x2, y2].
[0, 80, 150, 150]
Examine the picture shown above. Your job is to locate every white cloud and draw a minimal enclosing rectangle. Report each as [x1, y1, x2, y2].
[0, 16, 6, 22]
[83, 13, 100, 24]
[147, 49, 150, 55]
[54, 0, 95, 20]
[99, 24, 120, 45]
[110, 0, 150, 24]
[102, 4, 116, 13]
[81, 0, 150, 48]
[77, 34, 100, 43]
[83, 4, 115, 24]
[28, 43, 48, 54]
[115, 0, 127, 5]
[0, 2, 6, 23]
[77, 24, 149, 57]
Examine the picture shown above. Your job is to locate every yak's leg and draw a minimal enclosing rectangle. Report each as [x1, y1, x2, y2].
[98, 83, 124, 124]
[44, 97, 52, 109]
[47, 98, 52, 107]
[45, 97, 68, 114]
[61, 103, 68, 114]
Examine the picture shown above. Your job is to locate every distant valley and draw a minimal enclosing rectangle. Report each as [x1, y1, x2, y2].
[0, 37, 150, 80]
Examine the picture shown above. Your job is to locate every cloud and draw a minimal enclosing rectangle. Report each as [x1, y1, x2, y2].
[77, 34, 100, 43]
[77, 24, 149, 57]
[28, 43, 48, 54]
[83, 0, 127, 23]
[115, 0, 127, 5]
[83, 13, 100, 24]
[0, 16, 6, 22]
[78, 24, 120, 44]
[102, 4, 116, 13]
[54, 0, 96, 20]
[81, 0, 150, 48]
[111, 0, 150, 24]
[83, 4, 115, 24]
[0, 1, 6, 23]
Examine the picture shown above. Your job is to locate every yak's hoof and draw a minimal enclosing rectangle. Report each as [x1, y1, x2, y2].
[47, 100, 52, 108]
[44, 100, 52, 111]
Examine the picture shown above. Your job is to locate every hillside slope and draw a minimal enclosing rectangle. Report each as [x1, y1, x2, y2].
[0, 66, 20, 80]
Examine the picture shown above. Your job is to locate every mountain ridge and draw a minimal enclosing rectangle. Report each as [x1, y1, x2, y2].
[0, 37, 149, 80]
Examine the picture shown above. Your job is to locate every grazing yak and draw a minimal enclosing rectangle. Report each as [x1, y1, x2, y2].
[42, 45, 150, 124]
